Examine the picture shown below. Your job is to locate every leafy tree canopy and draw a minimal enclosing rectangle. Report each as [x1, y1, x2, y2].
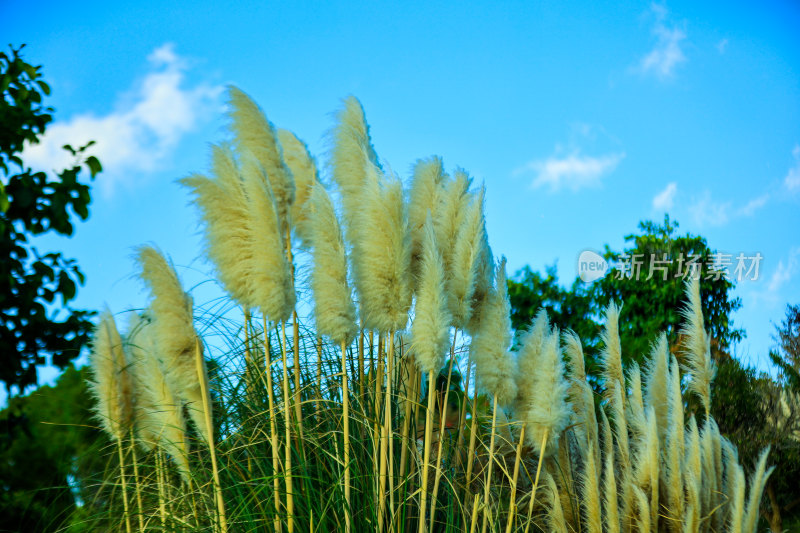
[508, 215, 744, 377]
[1, 45, 101, 394]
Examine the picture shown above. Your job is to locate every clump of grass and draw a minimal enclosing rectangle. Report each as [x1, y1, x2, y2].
[81, 89, 774, 533]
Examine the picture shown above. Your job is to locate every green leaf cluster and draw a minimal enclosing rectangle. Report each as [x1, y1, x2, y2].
[1, 45, 101, 393]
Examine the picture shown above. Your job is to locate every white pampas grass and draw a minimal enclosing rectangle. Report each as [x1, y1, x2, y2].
[680, 277, 716, 416]
[626, 362, 646, 441]
[469, 257, 518, 406]
[180, 145, 250, 305]
[448, 186, 487, 329]
[581, 437, 603, 533]
[352, 164, 411, 332]
[544, 474, 569, 533]
[515, 309, 550, 410]
[278, 128, 318, 246]
[329, 95, 379, 245]
[520, 326, 571, 455]
[182, 143, 294, 322]
[644, 333, 670, 444]
[743, 447, 775, 533]
[410, 215, 451, 375]
[408, 156, 447, 281]
[240, 150, 295, 322]
[603, 450, 620, 533]
[600, 302, 624, 401]
[308, 181, 357, 345]
[564, 330, 599, 464]
[135, 246, 209, 443]
[89, 309, 133, 441]
[126, 313, 190, 479]
[228, 86, 295, 227]
[433, 169, 471, 270]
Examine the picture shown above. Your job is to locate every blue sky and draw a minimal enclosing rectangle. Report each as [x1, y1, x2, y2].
[2, 0, 799, 396]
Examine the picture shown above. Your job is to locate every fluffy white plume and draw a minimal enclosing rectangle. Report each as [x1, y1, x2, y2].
[328, 95, 379, 248]
[352, 164, 412, 332]
[228, 86, 295, 227]
[469, 257, 518, 405]
[240, 150, 295, 322]
[515, 309, 550, 411]
[407, 156, 447, 283]
[521, 327, 571, 456]
[136, 246, 210, 443]
[126, 313, 190, 479]
[278, 128, 318, 246]
[308, 182, 357, 345]
[180, 145, 252, 305]
[680, 277, 716, 415]
[410, 215, 451, 374]
[447, 186, 487, 329]
[88, 309, 132, 441]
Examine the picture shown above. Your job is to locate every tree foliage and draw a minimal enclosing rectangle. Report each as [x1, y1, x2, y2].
[0, 365, 108, 532]
[508, 216, 743, 374]
[1, 45, 101, 394]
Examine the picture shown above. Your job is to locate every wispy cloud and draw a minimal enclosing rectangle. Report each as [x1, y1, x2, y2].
[737, 193, 769, 217]
[652, 182, 677, 210]
[689, 189, 771, 227]
[716, 39, 729, 54]
[23, 43, 223, 196]
[752, 247, 800, 306]
[638, 4, 687, 79]
[785, 144, 800, 192]
[688, 191, 731, 227]
[516, 151, 625, 192]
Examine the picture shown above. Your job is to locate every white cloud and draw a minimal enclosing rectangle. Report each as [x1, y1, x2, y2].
[737, 193, 769, 217]
[638, 4, 687, 79]
[23, 43, 223, 196]
[688, 191, 731, 227]
[752, 247, 800, 306]
[785, 144, 800, 192]
[517, 151, 625, 192]
[716, 39, 729, 54]
[652, 182, 677, 210]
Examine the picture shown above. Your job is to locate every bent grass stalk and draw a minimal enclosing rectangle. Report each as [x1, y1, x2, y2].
[280, 320, 295, 533]
[505, 422, 526, 533]
[342, 339, 352, 533]
[194, 338, 228, 533]
[429, 331, 458, 532]
[263, 316, 283, 533]
[481, 396, 499, 533]
[116, 436, 132, 533]
[128, 433, 144, 533]
[523, 428, 549, 533]
[418, 371, 437, 533]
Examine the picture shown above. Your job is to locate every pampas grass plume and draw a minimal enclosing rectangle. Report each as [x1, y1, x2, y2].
[448, 186, 486, 329]
[469, 257, 517, 405]
[309, 181, 357, 345]
[410, 215, 451, 374]
[600, 302, 624, 401]
[136, 245, 209, 443]
[681, 277, 716, 415]
[228, 86, 295, 226]
[89, 309, 132, 441]
[329, 95, 378, 245]
[240, 151, 295, 321]
[353, 164, 411, 332]
[521, 327, 571, 455]
[278, 129, 318, 246]
[408, 156, 446, 281]
[180, 145, 251, 305]
[127, 313, 190, 479]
